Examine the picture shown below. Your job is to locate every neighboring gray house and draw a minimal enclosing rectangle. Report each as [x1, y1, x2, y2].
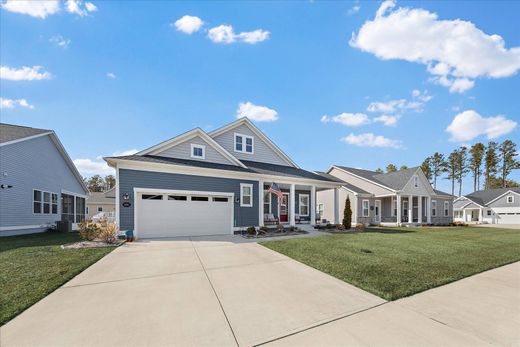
[453, 188, 520, 224]
[316, 166, 454, 226]
[0, 123, 89, 236]
[104, 117, 342, 239]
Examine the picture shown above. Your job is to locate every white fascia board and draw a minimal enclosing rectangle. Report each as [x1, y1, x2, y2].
[331, 165, 396, 193]
[133, 187, 234, 197]
[209, 117, 299, 168]
[0, 132, 53, 147]
[113, 159, 342, 189]
[485, 190, 520, 205]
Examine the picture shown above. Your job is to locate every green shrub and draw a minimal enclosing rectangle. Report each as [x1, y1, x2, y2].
[246, 226, 256, 235]
[259, 226, 269, 233]
[343, 196, 352, 229]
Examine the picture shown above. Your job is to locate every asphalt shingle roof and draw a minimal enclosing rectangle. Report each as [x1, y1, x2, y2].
[107, 155, 339, 183]
[0, 123, 51, 144]
[464, 187, 520, 206]
[314, 171, 370, 194]
[335, 165, 420, 190]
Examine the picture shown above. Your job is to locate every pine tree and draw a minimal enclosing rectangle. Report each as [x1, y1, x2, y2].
[386, 164, 397, 173]
[421, 157, 433, 184]
[430, 152, 447, 189]
[456, 146, 469, 197]
[375, 168, 384, 173]
[469, 143, 485, 192]
[484, 141, 499, 190]
[446, 150, 458, 197]
[400, 165, 408, 170]
[342, 196, 352, 229]
[498, 140, 520, 188]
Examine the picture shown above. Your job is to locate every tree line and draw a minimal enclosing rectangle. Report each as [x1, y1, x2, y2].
[83, 174, 115, 192]
[376, 139, 519, 197]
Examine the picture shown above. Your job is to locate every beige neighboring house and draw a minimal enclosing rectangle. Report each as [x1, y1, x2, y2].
[316, 165, 454, 226]
[86, 187, 116, 220]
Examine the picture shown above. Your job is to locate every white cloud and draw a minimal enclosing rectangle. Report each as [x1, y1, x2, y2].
[367, 90, 431, 113]
[446, 110, 517, 142]
[347, 4, 361, 15]
[106, 72, 116, 79]
[236, 102, 278, 122]
[0, 65, 51, 81]
[173, 15, 203, 34]
[0, 98, 34, 109]
[321, 113, 371, 127]
[74, 149, 138, 176]
[49, 35, 71, 48]
[350, 1, 520, 93]
[373, 114, 398, 126]
[208, 25, 269, 44]
[66, 0, 96, 16]
[1, 0, 59, 18]
[341, 133, 402, 148]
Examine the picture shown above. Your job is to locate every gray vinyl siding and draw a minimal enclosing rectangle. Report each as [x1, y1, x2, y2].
[328, 167, 394, 196]
[488, 193, 520, 208]
[118, 169, 259, 230]
[154, 136, 235, 166]
[212, 124, 289, 166]
[453, 199, 470, 209]
[0, 135, 87, 236]
[431, 197, 453, 225]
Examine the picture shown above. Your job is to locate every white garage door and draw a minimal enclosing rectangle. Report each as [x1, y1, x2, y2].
[135, 191, 233, 238]
[497, 212, 520, 224]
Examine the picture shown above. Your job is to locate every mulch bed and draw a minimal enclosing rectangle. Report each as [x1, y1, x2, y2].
[61, 239, 125, 249]
[241, 230, 308, 239]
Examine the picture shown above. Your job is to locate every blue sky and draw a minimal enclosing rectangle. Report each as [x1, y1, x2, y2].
[1, 0, 519, 195]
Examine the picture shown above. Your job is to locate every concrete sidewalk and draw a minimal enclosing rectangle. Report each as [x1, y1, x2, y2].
[2, 235, 518, 346]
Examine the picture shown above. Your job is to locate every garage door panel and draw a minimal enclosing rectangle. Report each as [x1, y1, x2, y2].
[136, 192, 233, 238]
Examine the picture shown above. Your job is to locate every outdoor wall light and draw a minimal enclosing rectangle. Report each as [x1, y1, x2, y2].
[122, 193, 130, 200]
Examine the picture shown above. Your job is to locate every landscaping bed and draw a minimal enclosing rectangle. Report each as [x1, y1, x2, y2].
[62, 239, 125, 249]
[0, 231, 115, 326]
[239, 226, 308, 239]
[261, 226, 520, 300]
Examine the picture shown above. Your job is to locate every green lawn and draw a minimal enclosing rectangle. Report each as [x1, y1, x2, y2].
[0, 232, 115, 326]
[261, 227, 520, 300]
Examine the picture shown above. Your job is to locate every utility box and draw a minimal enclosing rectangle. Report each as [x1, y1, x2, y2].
[56, 221, 72, 232]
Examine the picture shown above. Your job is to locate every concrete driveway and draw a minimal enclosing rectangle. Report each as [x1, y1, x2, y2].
[2, 235, 519, 346]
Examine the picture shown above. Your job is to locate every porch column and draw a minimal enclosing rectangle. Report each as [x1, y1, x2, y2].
[310, 185, 316, 225]
[408, 195, 413, 223]
[396, 194, 402, 226]
[259, 180, 264, 227]
[479, 208, 483, 223]
[289, 184, 296, 226]
[418, 196, 423, 223]
[426, 197, 431, 223]
[462, 209, 467, 222]
[333, 188, 340, 224]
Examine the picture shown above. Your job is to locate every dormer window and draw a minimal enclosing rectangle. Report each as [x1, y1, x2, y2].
[234, 133, 253, 154]
[507, 195, 514, 203]
[191, 144, 205, 159]
[414, 176, 419, 187]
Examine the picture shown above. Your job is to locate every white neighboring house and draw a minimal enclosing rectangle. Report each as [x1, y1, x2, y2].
[86, 187, 116, 221]
[453, 187, 520, 224]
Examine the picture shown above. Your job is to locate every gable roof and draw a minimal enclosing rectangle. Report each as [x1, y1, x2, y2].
[332, 165, 422, 191]
[0, 123, 88, 194]
[208, 117, 299, 168]
[0, 123, 52, 145]
[314, 171, 370, 194]
[87, 191, 116, 204]
[463, 187, 520, 206]
[433, 189, 454, 198]
[136, 128, 247, 168]
[105, 155, 339, 183]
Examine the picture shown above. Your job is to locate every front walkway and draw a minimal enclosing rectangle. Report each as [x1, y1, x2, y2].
[2, 236, 518, 346]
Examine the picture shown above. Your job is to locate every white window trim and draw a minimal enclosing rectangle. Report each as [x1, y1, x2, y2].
[392, 197, 397, 216]
[362, 199, 369, 217]
[33, 189, 58, 215]
[234, 133, 254, 154]
[240, 183, 253, 207]
[317, 203, 324, 217]
[414, 175, 419, 188]
[97, 206, 103, 212]
[190, 144, 206, 159]
[299, 194, 309, 216]
[432, 200, 437, 217]
[403, 200, 409, 216]
[507, 195, 514, 203]
[263, 190, 272, 214]
[444, 201, 449, 216]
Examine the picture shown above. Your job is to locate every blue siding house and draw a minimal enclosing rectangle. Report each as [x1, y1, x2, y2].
[105, 117, 342, 239]
[0, 123, 89, 236]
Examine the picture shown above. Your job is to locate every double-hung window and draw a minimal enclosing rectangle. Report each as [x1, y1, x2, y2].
[392, 198, 397, 216]
[234, 134, 253, 153]
[190, 144, 205, 159]
[432, 200, 437, 217]
[51, 193, 58, 214]
[414, 176, 419, 187]
[240, 183, 253, 207]
[507, 195, 514, 203]
[34, 190, 58, 214]
[362, 200, 369, 217]
[263, 191, 271, 214]
[444, 201, 449, 216]
[43, 192, 51, 214]
[33, 190, 42, 214]
[299, 194, 309, 216]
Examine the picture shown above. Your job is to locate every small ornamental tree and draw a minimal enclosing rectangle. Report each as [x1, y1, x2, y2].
[342, 196, 352, 229]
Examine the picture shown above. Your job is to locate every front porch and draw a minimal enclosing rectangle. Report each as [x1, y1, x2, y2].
[377, 195, 434, 226]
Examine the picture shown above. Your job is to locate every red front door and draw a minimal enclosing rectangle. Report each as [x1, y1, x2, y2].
[280, 194, 289, 222]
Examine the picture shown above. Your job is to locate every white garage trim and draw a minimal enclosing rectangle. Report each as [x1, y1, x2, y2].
[133, 187, 234, 239]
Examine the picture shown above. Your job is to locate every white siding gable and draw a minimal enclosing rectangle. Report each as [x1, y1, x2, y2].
[154, 135, 236, 166]
[401, 170, 434, 196]
[212, 124, 289, 166]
